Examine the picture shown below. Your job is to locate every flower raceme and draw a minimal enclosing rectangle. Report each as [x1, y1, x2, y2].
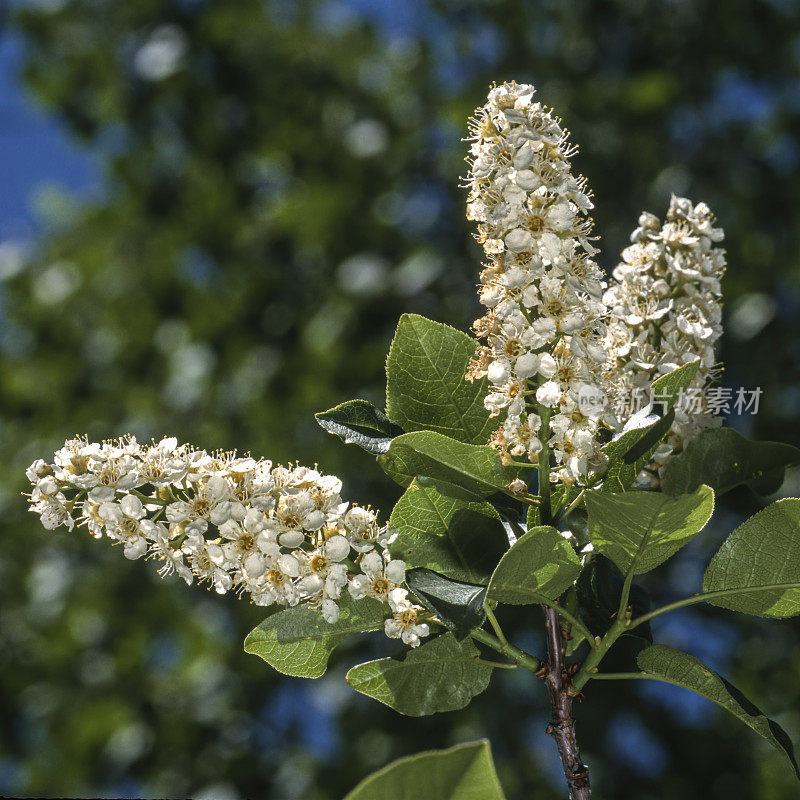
[465, 81, 613, 483]
[26, 436, 430, 647]
[465, 81, 726, 487]
[604, 195, 726, 484]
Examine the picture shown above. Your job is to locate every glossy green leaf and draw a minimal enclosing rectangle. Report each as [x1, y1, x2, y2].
[637, 644, 799, 778]
[662, 427, 800, 497]
[487, 526, 581, 604]
[379, 431, 520, 497]
[244, 595, 387, 677]
[346, 632, 493, 716]
[389, 479, 508, 583]
[406, 568, 486, 638]
[342, 740, 507, 800]
[315, 399, 403, 454]
[385, 314, 494, 444]
[586, 485, 714, 575]
[602, 361, 699, 492]
[702, 498, 800, 617]
[650, 359, 701, 409]
[601, 411, 675, 493]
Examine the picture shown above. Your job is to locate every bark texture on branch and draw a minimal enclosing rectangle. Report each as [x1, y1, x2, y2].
[542, 604, 591, 800]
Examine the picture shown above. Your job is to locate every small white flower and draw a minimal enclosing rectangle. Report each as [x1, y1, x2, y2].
[324, 534, 351, 562]
[537, 353, 558, 378]
[505, 228, 535, 253]
[536, 381, 561, 406]
[321, 599, 340, 624]
[514, 352, 539, 379]
[244, 552, 267, 578]
[349, 550, 406, 602]
[384, 588, 430, 648]
[487, 360, 511, 384]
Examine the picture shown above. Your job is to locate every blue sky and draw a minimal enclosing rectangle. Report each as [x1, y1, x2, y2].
[0, 31, 97, 238]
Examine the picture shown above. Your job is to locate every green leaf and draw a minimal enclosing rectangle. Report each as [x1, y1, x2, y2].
[243, 595, 387, 678]
[552, 483, 581, 516]
[576, 555, 653, 642]
[385, 314, 494, 444]
[416, 475, 485, 502]
[601, 361, 699, 492]
[315, 399, 403, 455]
[379, 431, 520, 497]
[487, 526, 581, 604]
[702, 498, 800, 617]
[346, 632, 493, 716]
[342, 740, 507, 800]
[586, 485, 715, 575]
[601, 411, 675, 493]
[651, 359, 701, 409]
[662, 427, 800, 497]
[389, 479, 508, 583]
[484, 492, 526, 524]
[406, 568, 486, 639]
[564, 508, 589, 544]
[637, 644, 799, 779]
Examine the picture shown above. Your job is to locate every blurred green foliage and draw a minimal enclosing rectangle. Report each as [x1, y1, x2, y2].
[1, 0, 800, 798]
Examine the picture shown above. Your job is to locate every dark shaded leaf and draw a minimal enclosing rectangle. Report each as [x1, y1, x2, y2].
[406, 568, 486, 638]
[576, 556, 653, 642]
[662, 427, 800, 497]
[315, 399, 403, 454]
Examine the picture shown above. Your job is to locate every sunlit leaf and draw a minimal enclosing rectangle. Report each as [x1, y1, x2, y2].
[702, 498, 800, 617]
[346, 633, 493, 716]
[586, 485, 714, 574]
[379, 431, 520, 497]
[386, 314, 494, 444]
[487, 526, 581, 605]
[244, 595, 387, 678]
[343, 740, 507, 800]
[637, 644, 799, 778]
[389, 479, 507, 583]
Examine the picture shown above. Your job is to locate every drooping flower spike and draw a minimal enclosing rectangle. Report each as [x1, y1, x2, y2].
[26, 436, 430, 646]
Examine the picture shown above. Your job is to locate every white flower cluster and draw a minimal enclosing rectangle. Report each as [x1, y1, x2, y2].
[26, 436, 431, 647]
[604, 195, 726, 480]
[465, 81, 612, 482]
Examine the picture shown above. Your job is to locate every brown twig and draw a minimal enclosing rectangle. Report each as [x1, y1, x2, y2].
[542, 604, 591, 800]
